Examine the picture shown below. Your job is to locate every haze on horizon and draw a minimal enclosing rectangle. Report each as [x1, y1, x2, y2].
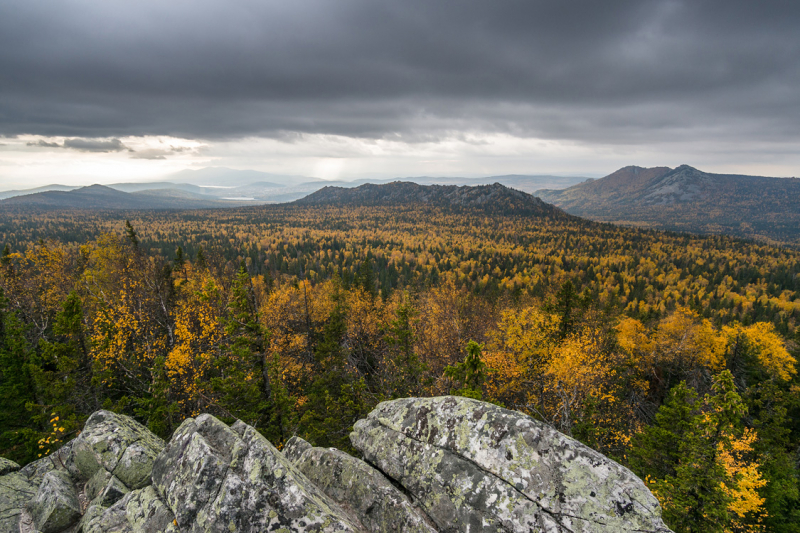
[1, 0, 799, 189]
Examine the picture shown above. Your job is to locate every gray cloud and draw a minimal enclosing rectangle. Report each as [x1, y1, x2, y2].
[129, 146, 190, 160]
[130, 150, 166, 160]
[0, 0, 798, 146]
[62, 138, 129, 152]
[25, 137, 130, 152]
[27, 139, 61, 148]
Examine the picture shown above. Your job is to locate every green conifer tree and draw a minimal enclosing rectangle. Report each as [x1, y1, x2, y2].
[444, 341, 487, 400]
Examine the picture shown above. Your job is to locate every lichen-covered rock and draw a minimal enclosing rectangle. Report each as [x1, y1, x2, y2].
[152, 413, 363, 532]
[0, 457, 19, 476]
[124, 486, 180, 533]
[85, 468, 113, 502]
[27, 469, 81, 533]
[78, 486, 178, 533]
[69, 410, 164, 488]
[353, 419, 554, 532]
[78, 503, 109, 533]
[93, 475, 130, 508]
[289, 438, 437, 533]
[81, 497, 133, 533]
[0, 398, 673, 533]
[352, 396, 672, 533]
[19, 454, 58, 488]
[0, 471, 36, 532]
[283, 434, 313, 463]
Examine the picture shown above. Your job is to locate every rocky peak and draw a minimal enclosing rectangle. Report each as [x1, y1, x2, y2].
[0, 397, 672, 532]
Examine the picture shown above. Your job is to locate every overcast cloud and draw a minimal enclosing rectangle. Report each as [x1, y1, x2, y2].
[0, 0, 799, 184]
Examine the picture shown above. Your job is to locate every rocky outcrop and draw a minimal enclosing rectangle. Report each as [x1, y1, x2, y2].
[351, 397, 670, 533]
[285, 436, 437, 533]
[0, 397, 672, 533]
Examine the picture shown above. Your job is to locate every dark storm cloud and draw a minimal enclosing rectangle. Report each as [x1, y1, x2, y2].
[1, 0, 798, 143]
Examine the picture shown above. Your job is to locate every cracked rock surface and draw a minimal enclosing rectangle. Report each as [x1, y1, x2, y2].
[351, 396, 672, 533]
[0, 398, 672, 532]
[286, 436, 437, 533]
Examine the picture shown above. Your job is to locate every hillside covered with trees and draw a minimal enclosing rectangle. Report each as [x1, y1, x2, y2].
[537, 165, 800, 245]
[1, 184, 799, 532]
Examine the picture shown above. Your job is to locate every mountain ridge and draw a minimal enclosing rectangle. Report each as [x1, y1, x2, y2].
[537, 165, 800, 244]
[0, 184, 257, 210]
[295, 181, 570, 218]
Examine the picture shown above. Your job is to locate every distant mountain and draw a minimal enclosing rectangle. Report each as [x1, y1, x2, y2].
[104, 182, 208, 195]
[164, 167, 314, 187]
[0, 184, 79, 200]
[0, 170, 588, 205]
[295, 181, 569, 218]
[378, 174, 588, 193]
[537, 165, 800, 244]
[0, 184, 259, 210]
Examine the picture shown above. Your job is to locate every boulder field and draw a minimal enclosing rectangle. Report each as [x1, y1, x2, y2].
[0, 396, 672, 532]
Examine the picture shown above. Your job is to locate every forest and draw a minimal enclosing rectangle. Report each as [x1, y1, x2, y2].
[0, 203, 799, 533]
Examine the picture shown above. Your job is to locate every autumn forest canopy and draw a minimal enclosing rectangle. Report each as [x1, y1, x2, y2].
[1, 198, 799, 533]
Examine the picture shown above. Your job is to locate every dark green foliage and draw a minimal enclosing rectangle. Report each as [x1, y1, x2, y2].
[630, 383, 698, 482]
[213, 266, 270, 427]
[444, 341, 487, 400]
[744, 380, 800, 532]
[195, 246, 206, 269]
[28, 292, 93, 445]
[133, 354, 178, 440]
[356, 257, 377, 299]
[125, 220, 139, 249]
[298, 281, 373, 452]
[0, 288, 38, 463]
[630, 372, 747, 533]
[383, 294, 427, 398]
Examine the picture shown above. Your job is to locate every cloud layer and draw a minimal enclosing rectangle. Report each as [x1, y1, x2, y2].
[1, 0, 798, 147]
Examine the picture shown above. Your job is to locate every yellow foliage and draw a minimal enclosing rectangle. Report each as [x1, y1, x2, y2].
[165, 276, 224, 414]
[483, 306, 558, 406]
[718, 428, 767, 530]
[723, 322, 796, 381]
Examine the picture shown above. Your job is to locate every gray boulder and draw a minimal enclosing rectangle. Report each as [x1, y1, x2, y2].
[0, 470, 36, 532]
[70, 410, 165, 489]
[351, 396, 672, 533]
[26, 470, 81, 533]
[0, 397, 674, 533]
[0, 457, 19, 476]
[82, 485, 179, 533]
[288, 437, 437, 533]
[283, 434, 313, 463]
[152, 413, 363, 532]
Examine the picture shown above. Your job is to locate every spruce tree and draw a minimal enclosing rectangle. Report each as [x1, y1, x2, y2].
[383, 294, 427, 398]
[298, 279, 370, 452]
[444, 341, 487, 400]
[0, 288, 37, 463]
[630, 371, 747, 533]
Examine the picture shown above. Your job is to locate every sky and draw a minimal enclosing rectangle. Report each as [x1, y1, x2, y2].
[1, 0, 799, 188]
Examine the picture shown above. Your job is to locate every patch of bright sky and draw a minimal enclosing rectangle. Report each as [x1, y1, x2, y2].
[1, 133, 799, 190]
